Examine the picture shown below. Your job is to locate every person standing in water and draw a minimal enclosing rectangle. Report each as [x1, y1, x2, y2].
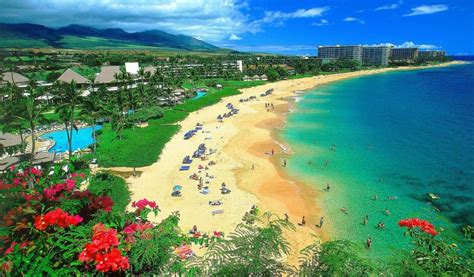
[367, 237, 372, 249]
[283, 159, 287, 167]
[364, 215, 369, 226]
[326, 183, 330, 191]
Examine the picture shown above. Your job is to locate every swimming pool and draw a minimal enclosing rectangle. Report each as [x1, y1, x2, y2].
[191, 91, 206, 100]
[41, 125, 103, 153]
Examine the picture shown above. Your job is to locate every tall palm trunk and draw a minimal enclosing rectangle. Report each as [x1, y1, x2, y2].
[19, 126, 25, 154]
[92, 124, 96, 155]
[29, 122, 35, 165]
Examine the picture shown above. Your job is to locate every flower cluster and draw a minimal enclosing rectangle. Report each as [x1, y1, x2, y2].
[131, 199, 157, 211]
[123, 222, 154, 243]
[4, 241, 29, 255]
[34, 208, 83, 231]
[43, 179, 76, 201]
[72, 191, 114, 213]
[79, 224, 129, 272]
[399, 218, 437, 236]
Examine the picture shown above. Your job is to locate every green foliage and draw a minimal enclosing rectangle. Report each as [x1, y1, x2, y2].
[88, 172, 131, 213]
[401, 228, 473, 275]
[128, 214, 186, 274]
[194, 212, 295, 275]
[299, 240, 376, 276]
[128, 106, 164, 123]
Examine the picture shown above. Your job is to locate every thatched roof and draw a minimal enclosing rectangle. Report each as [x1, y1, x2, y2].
[0, 152, 55, 171]
[144, 66, 156, 75]
[0, 133, 22, 147]
[2, 72, 29, 85]
[57, 69, 90, 84]
[95, 66, 120, 84]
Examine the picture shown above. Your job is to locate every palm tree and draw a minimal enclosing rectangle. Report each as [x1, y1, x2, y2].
[11, 81, 48, 166]
[80, 91, 104, 155]
[55, 80, 82, 160]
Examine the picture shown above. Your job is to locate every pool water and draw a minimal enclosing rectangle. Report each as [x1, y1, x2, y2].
[41, 125, 103, 153]
[191, 91, 207, 100]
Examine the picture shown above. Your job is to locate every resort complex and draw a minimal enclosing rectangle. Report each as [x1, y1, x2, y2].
[0, 0, 473, 275]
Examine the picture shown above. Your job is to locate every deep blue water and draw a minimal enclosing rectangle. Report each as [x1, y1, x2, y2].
[41, 125, 103, 153]
[281, 64, 474, 257]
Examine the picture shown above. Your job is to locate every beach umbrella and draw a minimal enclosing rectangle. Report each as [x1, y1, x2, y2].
[173, 185, 183, 191]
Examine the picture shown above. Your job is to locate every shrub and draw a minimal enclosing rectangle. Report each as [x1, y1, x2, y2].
[0, 164, 187, 275]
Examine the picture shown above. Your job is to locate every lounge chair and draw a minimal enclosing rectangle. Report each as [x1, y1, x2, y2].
[179, 165, 190, 171]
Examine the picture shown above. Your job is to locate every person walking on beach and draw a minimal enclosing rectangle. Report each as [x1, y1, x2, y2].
[367, 237, 372, 249]
[319, 217, 324, 228]
[300, 216, 306, 226]
[284, 213, 289, 222]
[283, 159, 287, 167]
[364, 215, 369, 226]
[271, 148, 274, 155]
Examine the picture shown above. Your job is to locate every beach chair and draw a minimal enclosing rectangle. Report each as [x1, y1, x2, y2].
[179, 165, 190, 171]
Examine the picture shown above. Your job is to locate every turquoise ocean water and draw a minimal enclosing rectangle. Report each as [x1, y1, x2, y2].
[280, 64, 474, 258]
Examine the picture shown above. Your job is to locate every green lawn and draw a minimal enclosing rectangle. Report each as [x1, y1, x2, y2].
[95, 122, 180, 167]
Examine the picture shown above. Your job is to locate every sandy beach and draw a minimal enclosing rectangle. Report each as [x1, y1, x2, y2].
[120, 61, 464, 263]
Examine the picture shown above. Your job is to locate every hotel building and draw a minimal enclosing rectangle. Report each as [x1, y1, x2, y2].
[317, 45, 363, 62]
[390, 48, 419, 61]
[362, 46, 391, 66]
[418, 50, 446, 58]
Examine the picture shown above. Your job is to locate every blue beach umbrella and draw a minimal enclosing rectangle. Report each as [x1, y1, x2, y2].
[173, 185, 182, 191]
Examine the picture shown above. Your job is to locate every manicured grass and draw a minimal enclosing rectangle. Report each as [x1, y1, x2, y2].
[149, 109, 188, 125]
[88, 172, 131, 213]
[95, 123, 180, 167]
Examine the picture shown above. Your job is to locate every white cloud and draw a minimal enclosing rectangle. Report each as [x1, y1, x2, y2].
[397, 41, 439, 49]
[404, 4, 448, 16]
[255, 7, 329, 25]
[312, 19, 329, 26]
[375, 3, 398, 11]
[343, 17, 365, 24]
[365, 41, 440, 50]
[229, 34, 242, 40]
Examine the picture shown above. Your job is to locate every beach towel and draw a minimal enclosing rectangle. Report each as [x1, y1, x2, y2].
[212, 209, 224, 215]
[179, 165, 190, 171]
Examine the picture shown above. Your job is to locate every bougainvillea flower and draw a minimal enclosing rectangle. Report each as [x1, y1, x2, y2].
[34, 208, 83, 231]
[399, 218, 437, 236]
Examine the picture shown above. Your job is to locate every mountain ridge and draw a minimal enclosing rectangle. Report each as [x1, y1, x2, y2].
[0, 23, 220, 51]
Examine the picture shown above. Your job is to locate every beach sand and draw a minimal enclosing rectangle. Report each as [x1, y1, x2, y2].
[118, 61, 464, 264]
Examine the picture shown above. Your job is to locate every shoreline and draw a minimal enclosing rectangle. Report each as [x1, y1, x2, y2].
[123, 61, 465, 263]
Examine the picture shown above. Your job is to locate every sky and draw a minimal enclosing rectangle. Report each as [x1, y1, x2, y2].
[0, 0, 473, 55]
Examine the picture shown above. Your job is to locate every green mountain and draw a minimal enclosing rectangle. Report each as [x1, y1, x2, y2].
[0, 23, 221, 51]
